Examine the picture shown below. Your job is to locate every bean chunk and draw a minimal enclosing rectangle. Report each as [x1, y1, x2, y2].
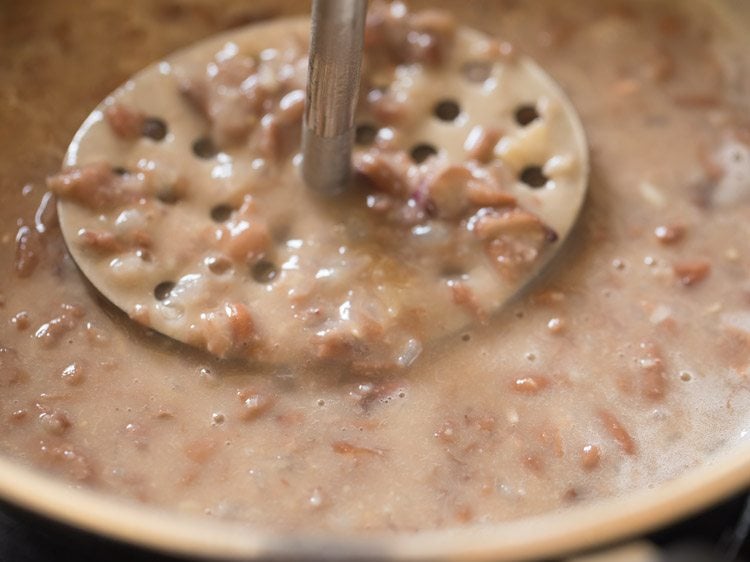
[47, 163, 143, 210]
[598, 410, 636, 456]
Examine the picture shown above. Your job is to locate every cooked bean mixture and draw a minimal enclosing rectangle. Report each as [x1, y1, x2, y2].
[1, 0, 750, 533]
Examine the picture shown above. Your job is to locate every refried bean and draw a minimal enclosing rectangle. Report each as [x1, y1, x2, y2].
[0, 0, 749, 534]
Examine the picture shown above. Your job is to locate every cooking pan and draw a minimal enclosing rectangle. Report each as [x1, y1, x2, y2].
[1, 0, 749, 559]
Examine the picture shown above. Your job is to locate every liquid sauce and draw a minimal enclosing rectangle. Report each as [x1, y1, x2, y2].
[1, 0, 750, 533]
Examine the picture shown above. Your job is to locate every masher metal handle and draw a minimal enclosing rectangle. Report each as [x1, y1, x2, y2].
[302, 0, 367, 195]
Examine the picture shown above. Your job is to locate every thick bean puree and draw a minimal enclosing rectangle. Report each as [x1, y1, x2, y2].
[1, 0, 750, 533]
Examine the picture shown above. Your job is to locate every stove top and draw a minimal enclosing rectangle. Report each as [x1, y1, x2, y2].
[1, 491, 749, 561]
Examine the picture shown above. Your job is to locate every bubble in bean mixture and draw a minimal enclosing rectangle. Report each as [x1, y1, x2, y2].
[39, 410, 72, 436]
[547, 317, 564, 334]
[10, 311, 30, 331]
[198, 366, 220, 387]
[61, 362, 85, 386]
[9, 410, 27, 423]
[153, 281, 175, 301]
[205, 255, 232, 275]
[251, 260, 279, 284]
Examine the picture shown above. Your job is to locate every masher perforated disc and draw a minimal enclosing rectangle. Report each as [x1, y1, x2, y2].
[52, 12, 588, 371]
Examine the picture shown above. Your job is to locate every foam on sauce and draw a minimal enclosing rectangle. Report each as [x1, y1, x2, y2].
[1, 0, 750, 534]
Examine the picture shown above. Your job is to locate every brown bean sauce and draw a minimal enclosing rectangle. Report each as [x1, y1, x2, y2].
[0, 0, 749, 533]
